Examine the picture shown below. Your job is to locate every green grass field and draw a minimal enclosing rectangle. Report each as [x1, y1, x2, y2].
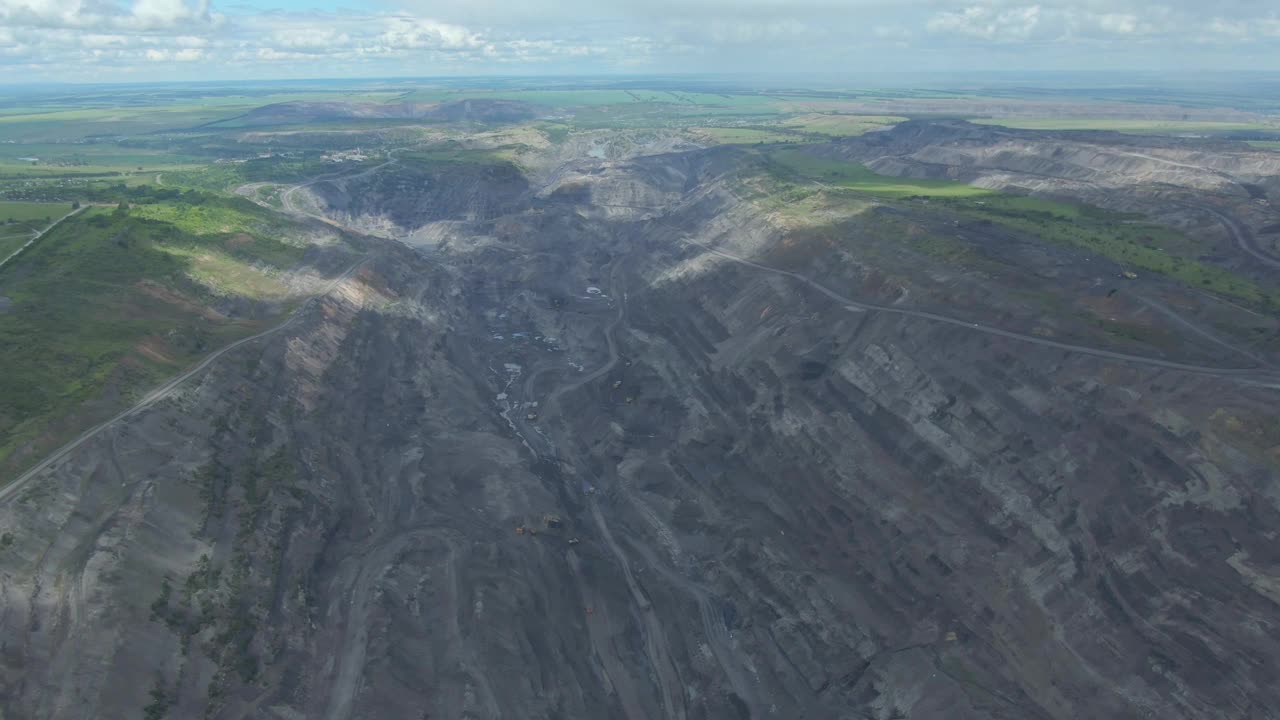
[765, 148, 994, 198]
[0, 142, 204, 165]
[0, 201, 74, 257]
[0, 106, 249, 143]
[129, 199, 273, 239]
[0, 230, 32, 258]
[0, 200, 73, 224]
[153, 152, 381, 194]
[1246, 141, 1280, 150]
[0, 234, 31, 259]
[0, 143, 209, 181]
[0, 162, 202, 179]
[779, 114, 906, 136]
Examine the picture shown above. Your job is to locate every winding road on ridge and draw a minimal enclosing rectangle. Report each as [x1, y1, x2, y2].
[0, 258, 368, 503]
[279, 158, 400, 230]
[673, 234, 1280, 387]
[1195, 203, 1280, 271]
[0, 205, 87, 272]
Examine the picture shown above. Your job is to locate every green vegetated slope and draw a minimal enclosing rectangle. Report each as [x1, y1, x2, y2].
[0, 234, 28, 260]
[690, 127, 804, 145]
[936, 195, 1271, 305]
[0, 201, 75, 256]
[398, 146, 514, 166]
[689, 115, 905, 146]
[390, 87, 812, 133]
[759, 148, 1274, 308]
[0, 193, 317, 479]
[162, 154, 381, 193]
[779, 114, 907, 136]
[766, 147, 993, 198]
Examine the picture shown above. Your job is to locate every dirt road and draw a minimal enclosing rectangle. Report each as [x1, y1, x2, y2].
[680, 236, 1280, 385]
[0, 205, 87, 272]
[279, 159, 399, 227]
[0, 258, 367, 502]
[1196, 203, 1280, 271]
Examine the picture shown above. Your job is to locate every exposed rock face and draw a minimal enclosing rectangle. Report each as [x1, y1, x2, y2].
[3, 135, 1280, 720]
[820, 120, 1280, 210]
[307, 158, 530, 233]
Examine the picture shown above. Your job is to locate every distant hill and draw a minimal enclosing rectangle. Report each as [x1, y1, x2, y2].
[225, 98, 538, 127]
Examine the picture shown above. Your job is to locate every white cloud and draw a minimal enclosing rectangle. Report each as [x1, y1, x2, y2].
[79, 33, 132, 49]
[130, 0, 213, 29]
[1096, 13, 1138, 34]
[0, 0, 220, 31]
[925, 3, 1206, 43]
[1207, 16, 1280, 39]
[267, 27, 350, 51]
[377, 16, 483, 51]
[872, 24, 911, 40]
[1208, 18, 1250, 38]
[0, 0, 100, 29]
[3, 0, 1280, 79]
[927, 5, 1043, 41]
[145, 46, 203, 61]
[705, 19, 807, 45]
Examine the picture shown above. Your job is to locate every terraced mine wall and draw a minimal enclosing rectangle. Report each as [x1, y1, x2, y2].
[2, 136, 1280, 720]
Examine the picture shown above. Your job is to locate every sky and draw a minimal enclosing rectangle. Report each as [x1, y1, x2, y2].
[2, 0, 1280, 82]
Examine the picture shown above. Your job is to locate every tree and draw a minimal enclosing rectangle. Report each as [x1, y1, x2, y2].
[71, 201, 81, 209]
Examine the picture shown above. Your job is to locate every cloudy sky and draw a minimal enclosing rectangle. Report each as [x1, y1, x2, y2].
[2, 0, 1280, 82]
